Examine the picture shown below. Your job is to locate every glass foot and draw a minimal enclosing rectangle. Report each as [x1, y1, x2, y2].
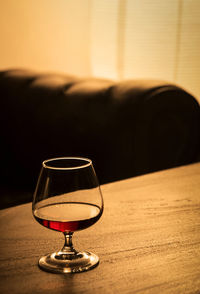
[38, 251, 99, 273]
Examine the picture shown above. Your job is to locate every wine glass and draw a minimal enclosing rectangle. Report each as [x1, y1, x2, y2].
[32, 157, 104, 273]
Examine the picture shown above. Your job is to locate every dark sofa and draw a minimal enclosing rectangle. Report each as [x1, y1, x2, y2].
[0, 69, 200, 209]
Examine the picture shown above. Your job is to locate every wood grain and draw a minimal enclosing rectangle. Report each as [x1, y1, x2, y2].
[0, 163, 200, 294]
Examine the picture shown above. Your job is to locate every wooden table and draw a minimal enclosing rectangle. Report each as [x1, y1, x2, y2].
[0, 163, 200, 294]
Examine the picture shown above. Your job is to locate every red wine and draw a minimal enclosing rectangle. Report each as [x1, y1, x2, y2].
[33, 202, 102, 233]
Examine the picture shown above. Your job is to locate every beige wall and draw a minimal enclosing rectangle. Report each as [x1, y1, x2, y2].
[0, 0, 91, 76]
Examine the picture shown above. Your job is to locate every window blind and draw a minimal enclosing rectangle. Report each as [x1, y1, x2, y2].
[90, 0, 200, 99]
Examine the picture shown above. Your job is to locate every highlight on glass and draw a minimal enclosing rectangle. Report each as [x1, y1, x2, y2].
[32, 157, 104, 273]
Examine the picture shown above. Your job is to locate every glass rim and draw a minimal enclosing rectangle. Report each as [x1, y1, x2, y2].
[42, 157, 92, 170]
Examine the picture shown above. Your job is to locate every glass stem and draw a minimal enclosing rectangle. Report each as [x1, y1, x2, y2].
[61, 232, 76, 255]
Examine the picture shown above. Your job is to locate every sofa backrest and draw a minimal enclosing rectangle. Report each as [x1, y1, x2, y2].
[0, 69, 200, 208]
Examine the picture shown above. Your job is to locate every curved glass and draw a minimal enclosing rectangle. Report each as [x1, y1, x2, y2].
[32, 157, 104, 273]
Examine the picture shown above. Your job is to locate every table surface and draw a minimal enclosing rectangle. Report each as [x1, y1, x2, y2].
[0, 163, 200, 294]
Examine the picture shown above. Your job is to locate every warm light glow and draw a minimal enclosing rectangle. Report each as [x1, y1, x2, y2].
[90, 0, 120, 79]
[0, 0, 199, 99]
